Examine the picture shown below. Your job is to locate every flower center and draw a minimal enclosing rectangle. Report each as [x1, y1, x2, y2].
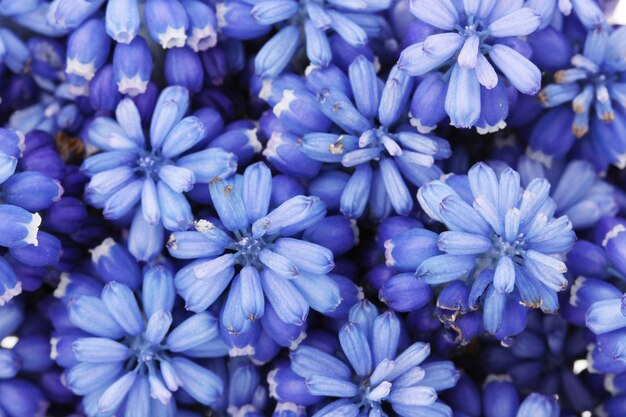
[126, 335, 165, 371]
[235, 234, 269, 267]
[490, 233, 526, 260]
[136, 150, 166, 180]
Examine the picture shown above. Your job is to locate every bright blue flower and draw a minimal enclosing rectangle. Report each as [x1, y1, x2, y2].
[218, 0, 390, 77]
[54, 258, 226, 416]
[398, 0, 546, 129]
[289, 300, 458, 417]
[411, 162, 576, 336]
[168, 161, 352, 352]
[530, 26, 626, 168]
[297, 57, 451, 219]
[515, 156, 617, 229]
[82, 86, 237, 261]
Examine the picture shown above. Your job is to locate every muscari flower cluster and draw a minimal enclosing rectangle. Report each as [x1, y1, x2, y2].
[2, 1, 626, 417]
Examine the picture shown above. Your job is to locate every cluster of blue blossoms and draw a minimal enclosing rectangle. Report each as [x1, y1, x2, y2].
[3, 0, 626, 416]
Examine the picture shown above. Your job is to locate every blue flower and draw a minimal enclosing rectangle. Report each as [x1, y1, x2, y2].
[289, 300, 459, 417]
[408, 162, 576, 335]
[529, 26, 626, 168]
[297, 57, 451, 219]
[219, 0, 390, 77]
[81, 86, 237, 261]
[168, 161, 352, 352]
[398, 0, 545, 129]
[53, 255, 226, 416]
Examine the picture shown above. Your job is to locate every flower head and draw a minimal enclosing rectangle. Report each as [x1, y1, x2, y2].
[56, 258, 226, 416]
[298, 58, 451, 219]
[399, 0, 545, 129]
[168, 162, 351, 352]
[289, 300, 458, 417]
[410, 162, 575, 336]
[82, 86, 237, 261]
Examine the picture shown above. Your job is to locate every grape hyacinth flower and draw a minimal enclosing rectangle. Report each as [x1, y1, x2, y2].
[411, 162, 576, 335]
[530, 26, 626, 168]
[82, 86, 237, 261]
[399, 0, 545, 129]
[516, 156, 617, 229]
[168, 161, 345, 350]
[299, 57, 451, 219]
[56, 258, 226, 416]
[289, 300, 459, 417]
[219, 0, 390, 77]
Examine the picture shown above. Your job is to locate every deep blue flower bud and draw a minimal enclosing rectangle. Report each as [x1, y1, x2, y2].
[445, 374, 481, 417]
[200, 46, 229, 86]
[3, 171, 62, 211]
[13, 334, 53, 372]
[0, 380, 49, 417]
[91, 238, 141, 290]
[0, 349, 19, 379]
[270, 175, 306, 208]
[66, 18, 111, 83]
[19, 146, 64, 180]
[165, 46, 204, 93]
[89, 65, 122, 112]
[10, 230, 61, 267]
[527, 27, 573, 71]
[217, 1, 272, 40]
[303, 215, 357, 256]
[113, 36, 153, 97]
[105, 0, 140, 43]
[528, 107, 577, 173]
[380, 273, 433, 312]
[145, 0, 189, 49]
[410, 73, 448, 134]
[483, 376, 519, 417]
[565, 240, 610, 278]
[365, 265, 394, 293]
[182, 0, 218, 52]
[43, 197, 87, 234]
[308, 171, 350, 211]
[261, 303, 307, 348]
